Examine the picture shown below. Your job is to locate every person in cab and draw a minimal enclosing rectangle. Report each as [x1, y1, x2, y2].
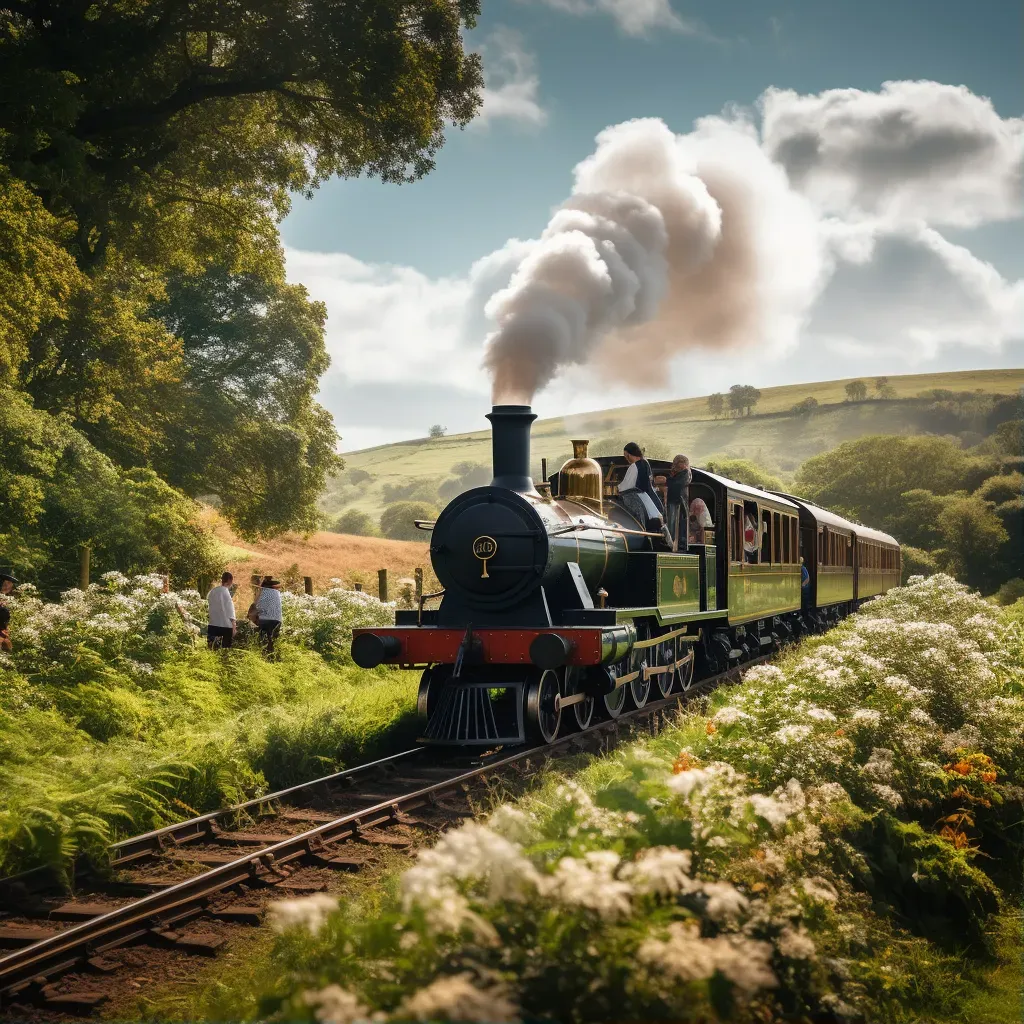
[619, 443, 672, 546]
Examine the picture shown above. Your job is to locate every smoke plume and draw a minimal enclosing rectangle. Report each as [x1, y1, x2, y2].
[483, 116, 824, 403]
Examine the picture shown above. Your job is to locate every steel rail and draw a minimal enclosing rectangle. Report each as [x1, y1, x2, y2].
[108, 747, 427, 866]
[0, 656, 764, 1002]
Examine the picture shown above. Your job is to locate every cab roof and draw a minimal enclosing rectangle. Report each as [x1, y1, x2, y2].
[692, 469, 800, 510]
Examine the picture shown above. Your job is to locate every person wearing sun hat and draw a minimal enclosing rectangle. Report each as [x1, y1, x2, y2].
[0, 573, 18, 653]
[255, 575, 283, 655]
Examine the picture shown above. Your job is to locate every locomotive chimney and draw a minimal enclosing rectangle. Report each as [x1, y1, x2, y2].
[486, 404, 537, 492]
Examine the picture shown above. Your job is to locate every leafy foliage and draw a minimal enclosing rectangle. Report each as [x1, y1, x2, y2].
[380, 501, 439, 541]
[0, 573, 414, 877]
[330, 509, 380, 537]
[728, 384, 761, 416]
[703, 458, 783, 492]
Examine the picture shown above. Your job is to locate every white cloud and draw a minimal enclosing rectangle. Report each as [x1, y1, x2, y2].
[811, 220, 1024, 357]
[474, 28, 547, 128]
[528, 0, 694, 37]
[761, 80, 1024, 227]
[286, 80, 1024, 449]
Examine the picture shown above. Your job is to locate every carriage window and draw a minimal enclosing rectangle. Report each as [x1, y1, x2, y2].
[773, 513, 782, 565]
[730, 504, 743, 563]
[818, 528, 826, 565]
[782, 516, 791, 563]
[792, 519, 799, 564]
[847, 535, 854, 567]
[759, 509, 771, 563]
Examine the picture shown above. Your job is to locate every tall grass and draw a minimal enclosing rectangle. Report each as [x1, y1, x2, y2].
[0, 575, 419, 881]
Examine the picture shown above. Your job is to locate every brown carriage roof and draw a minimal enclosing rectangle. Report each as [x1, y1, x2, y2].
[770, 491, 899, 546]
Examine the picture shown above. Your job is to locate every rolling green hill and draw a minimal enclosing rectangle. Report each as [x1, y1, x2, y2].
[323, 369, 1024, 519]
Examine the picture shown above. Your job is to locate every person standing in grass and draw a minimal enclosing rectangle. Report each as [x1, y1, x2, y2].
[206, 571, 237, 649]
[256, 575, 284, 655]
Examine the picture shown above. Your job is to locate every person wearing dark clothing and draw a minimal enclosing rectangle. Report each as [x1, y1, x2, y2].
[256, 576, 284, 655]
[618, 442, 672, 545]
[665, 455, 691, 552]
[0, 574, 17, 652]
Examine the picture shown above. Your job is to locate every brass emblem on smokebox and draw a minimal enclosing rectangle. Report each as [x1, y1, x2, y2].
[672, 573, 687, 598]
[472, 535, 498, 578]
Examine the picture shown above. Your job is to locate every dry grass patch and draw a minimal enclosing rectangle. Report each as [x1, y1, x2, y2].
[201, 508, 430, 592]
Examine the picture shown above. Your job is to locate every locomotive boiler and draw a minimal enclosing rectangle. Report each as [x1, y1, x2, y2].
[351, 403, 902, 749]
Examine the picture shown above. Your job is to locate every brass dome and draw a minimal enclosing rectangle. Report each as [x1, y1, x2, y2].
[557, 439, 603, 515]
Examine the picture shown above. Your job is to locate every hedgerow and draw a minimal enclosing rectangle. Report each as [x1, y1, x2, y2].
[0, 573, 415, 880]
[229, 576, 1023, 1024]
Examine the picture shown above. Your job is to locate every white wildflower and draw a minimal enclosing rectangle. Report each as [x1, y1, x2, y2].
[637, 921, 718, 982]
[397, 973, 519, 1023]
[486, 805, 538, 846]
[302, 985, 374, 1024]
[267, 894, 338, 935]
[666, 766, 716, 798]
[800, 876, 839, 903]
[776, 926, 816, 960]
[621, 847, 695, 897]
[871, 784, 904, 809]
[714, 705, 753, 726]
[805, 706, 837, 723]
[774, 724, 812, 744]
[544, 852, 632, 920]
[701, 881, 749, 921]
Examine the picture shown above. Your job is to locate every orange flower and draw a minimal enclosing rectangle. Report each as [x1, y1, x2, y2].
[980, 771, 997, 784]
[706, 721, 718, 736]
[833, 729, 845, 738]
[672, 751, 700, 774]
[944, 760, 973, 776]
[939, 825, 970, 850]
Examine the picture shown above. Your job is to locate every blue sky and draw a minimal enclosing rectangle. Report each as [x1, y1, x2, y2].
[279, 0, 1023, 451]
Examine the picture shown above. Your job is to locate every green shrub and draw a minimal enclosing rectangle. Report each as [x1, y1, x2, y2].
[379, 501, 438, 541]
[975, 472, 1023, 505]
[995, 578, 1024, 606]
[704, 457, 784, 492]
[330, 509, 379, 536]
[901, 545, 938, 584]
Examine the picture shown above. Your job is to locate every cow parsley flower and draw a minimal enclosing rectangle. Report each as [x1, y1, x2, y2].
[397, 973, 519, 1023]
[267, 894, 338, 935]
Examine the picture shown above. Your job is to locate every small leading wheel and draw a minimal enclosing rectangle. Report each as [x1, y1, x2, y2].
[525, 668, 562, 744]
[564, 666, 594, 731]
[628, 623, 651, 710]
[674, 638, 696, 691]
[653, 632, 677, 699]
[416, 664, 447, 720]
[603, 662, 628, 719]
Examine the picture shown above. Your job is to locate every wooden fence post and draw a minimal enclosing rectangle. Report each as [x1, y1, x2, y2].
[378, 568, 389, 603]
[79, 545, 90, 590]
[414, 567, 423, 604]
[303, 576, 313, 595]
[354, 582, 363, 593]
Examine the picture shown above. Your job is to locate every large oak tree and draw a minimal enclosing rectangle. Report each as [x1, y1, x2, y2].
[0, 0, 483, 539]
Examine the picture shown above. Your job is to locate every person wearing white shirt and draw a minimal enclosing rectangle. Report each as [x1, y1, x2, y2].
[206, 572, 237, 649]
[256, 575, 284, 654]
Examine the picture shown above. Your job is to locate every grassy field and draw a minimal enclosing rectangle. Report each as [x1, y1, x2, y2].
[201, 508, 431, 592]
[325, 368, 1024, 517]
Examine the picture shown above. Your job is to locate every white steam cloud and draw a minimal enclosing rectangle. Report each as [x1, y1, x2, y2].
[483, 116, 825, 403]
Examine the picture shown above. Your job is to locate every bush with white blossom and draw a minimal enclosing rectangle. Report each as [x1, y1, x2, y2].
[0, 573, 417, 878]
[224, 576, 1022, 1024]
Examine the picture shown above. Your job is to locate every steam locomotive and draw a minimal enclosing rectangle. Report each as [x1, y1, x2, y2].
[351, 405, 901, 748]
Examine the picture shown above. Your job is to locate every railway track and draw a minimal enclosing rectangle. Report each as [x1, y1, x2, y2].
[0, 659, 762, 1017]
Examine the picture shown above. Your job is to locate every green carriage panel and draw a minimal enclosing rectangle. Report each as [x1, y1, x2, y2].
[705, 545, 717, 611]
[816, 567, 854, 607]
[655, 553, 701, 615]
[857, 569, 900, 601]
[727, 563, 801, 624]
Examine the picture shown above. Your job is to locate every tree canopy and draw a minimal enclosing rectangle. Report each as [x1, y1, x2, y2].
[0, 0, 485, 578]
